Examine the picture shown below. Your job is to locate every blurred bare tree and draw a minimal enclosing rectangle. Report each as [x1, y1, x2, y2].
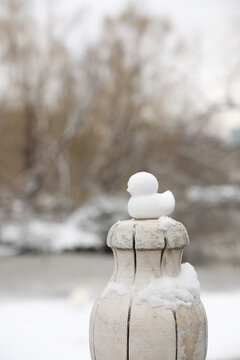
[0, 0, 94, 207]
[0, 0, 240, 263]
[0, 0, 239, 212]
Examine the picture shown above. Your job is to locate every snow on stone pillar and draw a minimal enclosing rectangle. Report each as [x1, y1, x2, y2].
[89, 172, 208, 360]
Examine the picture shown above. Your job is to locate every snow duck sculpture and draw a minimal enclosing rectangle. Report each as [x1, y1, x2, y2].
[127, 171, 175, 219]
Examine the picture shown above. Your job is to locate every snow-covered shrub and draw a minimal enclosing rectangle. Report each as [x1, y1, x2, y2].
[0, 195, 128, 255]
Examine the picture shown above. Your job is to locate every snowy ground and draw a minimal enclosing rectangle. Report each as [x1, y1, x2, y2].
[0, 292, 240, 360]
[202, 292, 240, 360]
[0, 299, 92, 360]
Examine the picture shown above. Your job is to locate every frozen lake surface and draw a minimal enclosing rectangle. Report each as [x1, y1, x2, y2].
[0, 254, 240, 360]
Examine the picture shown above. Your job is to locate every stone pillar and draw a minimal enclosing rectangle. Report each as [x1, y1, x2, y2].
[89, 219, 208, 360]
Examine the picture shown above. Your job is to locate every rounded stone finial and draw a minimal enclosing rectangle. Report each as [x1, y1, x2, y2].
[127, 172, 175, 219]
[107, 219, 189, 250]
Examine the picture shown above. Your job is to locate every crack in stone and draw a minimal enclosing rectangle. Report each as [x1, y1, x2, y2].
[127, 224, 137, 360]
[161, 236, 178, 360]
[160, 236, 167, 275]
[173, 310, 178, 360]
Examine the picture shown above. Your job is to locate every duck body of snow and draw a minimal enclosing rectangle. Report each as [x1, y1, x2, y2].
[127, 172, 175, 219]
[128, 191, 175, 219]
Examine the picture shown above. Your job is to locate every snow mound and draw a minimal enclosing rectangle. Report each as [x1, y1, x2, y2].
[100, 282, 128, 299]
[137, 263, 200, 310]
[98, 263, 200, 310]
[158, 216, 177, 231]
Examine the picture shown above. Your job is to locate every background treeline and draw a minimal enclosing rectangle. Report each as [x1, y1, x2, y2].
[0, 0, 240, 263]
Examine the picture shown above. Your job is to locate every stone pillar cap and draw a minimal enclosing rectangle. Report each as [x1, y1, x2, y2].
[107, 218, 189, 250]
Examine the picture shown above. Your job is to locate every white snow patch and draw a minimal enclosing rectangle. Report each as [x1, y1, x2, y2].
[100, 282, 128, 299]
[158, 216, 177, 231]
[0, 299, 92, 360]
[69, 287, 92, 307]
[0, 220, 102, 254]
[50, 224, 101, 251]
[0, 195, 128, 255]
[137, 263, 200, 310]
[202, 291, 240, 360]
[186, 185, 240, 204]
[1, 224, 22, 243]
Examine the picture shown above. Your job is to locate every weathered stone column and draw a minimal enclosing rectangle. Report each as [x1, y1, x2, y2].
[89, 218, 208, 360]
